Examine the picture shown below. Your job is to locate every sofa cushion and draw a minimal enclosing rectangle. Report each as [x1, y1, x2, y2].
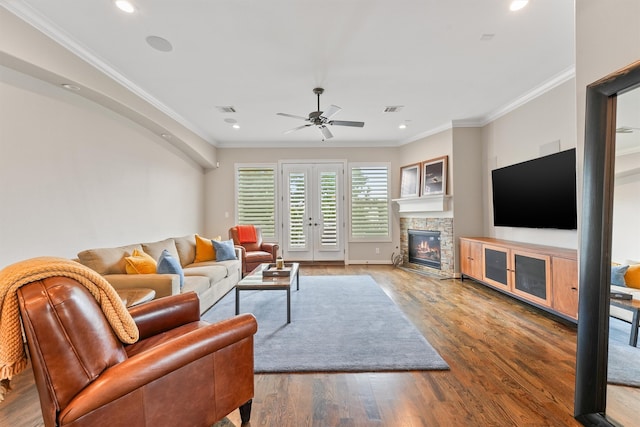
[157, 249, 184, 288]
[188, 259, 240, 277]
[124, 249, 157, 274]
[194, 234, 216, 263]
[182, 275, 211, 296]
[173, 234, 196, 267]
[184, 264, 228, 283]
[213, 239, 237, 261]
[78, 244, 143, 275]
[142, 238, 179, 263]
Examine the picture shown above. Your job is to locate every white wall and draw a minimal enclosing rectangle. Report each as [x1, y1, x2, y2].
[480, 79, 578, 249]
[0, 66, 205, 266]
[205, 146, 400, 263]
[612, 155, 640, 263]
[575, 0, 640, 263]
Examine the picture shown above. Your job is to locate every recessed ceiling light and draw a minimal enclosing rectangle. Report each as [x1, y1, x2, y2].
[114, 0, 136, 14]
[232, 124, 240, 129]
[509, 0, 529, 11]
[398, 123, 407, 129]
[61, 83, 81, 91]
[146, 36, 173, 52]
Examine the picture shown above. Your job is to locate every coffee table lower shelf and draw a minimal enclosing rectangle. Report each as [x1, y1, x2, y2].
[235, 262, 300, 324]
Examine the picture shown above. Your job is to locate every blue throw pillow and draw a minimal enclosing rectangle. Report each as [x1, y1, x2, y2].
[157, 249, 184, 288]
[611, 265, 629, 286]
[212, 239, 237, 261]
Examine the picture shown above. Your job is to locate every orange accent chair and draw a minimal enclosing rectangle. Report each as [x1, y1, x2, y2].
[229, 226, 279, 275]
[17, 276, 257, 427]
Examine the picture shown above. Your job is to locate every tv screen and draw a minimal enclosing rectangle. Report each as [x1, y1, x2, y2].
[491, 148, 577, 230]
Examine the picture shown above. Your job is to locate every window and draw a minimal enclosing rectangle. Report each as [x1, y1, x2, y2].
[235, 164, 277, 239]
[349, 163, 391, 241]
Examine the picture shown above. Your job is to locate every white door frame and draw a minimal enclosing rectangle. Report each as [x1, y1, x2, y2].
[279, 159, 347, 262]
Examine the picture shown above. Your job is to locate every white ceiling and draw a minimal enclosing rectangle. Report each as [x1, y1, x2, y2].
[3, 0, 577, 148]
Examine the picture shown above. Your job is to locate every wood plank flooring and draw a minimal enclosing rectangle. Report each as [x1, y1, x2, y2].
[1, 265, 637, 426]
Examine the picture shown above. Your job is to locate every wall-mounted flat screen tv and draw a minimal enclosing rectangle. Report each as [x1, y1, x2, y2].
[491, 148, 577, 230]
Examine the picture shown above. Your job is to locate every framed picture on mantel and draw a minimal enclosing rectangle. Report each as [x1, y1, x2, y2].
[400, 163, 420, 198]
[422, 156, 447, 195]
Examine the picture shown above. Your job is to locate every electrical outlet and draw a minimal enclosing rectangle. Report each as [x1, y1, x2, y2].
[375, 247, 380, 254]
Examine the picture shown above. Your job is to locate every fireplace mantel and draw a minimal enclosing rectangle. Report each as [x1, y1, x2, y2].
[392, 195, 452, 213]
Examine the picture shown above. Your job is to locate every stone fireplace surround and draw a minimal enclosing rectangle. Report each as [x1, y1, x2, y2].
[400, 217, 454, 277]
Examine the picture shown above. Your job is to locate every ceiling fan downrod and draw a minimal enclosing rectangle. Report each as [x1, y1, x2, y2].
[313, 87, 324, 113]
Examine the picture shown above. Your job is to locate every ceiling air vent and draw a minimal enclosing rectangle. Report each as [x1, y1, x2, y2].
[216, 106, 237, 113]
[383, 106, 404, 113]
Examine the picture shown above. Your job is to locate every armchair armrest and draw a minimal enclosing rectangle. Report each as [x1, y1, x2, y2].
[261, 242, 279, 259]
[60, 314, 258, 424]
[128, 292, 200, 339]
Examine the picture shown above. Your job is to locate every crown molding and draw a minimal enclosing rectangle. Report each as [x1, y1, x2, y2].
[3, 1, 216, 145]
[481, 65, 576, 126]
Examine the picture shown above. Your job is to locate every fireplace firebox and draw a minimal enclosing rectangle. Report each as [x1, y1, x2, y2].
[408, 229, 441, 269]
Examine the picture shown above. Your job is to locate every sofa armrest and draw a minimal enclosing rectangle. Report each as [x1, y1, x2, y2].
[103, 274, 180, 299]
[128, 292, 201, 339]
[234, 245, 247, 271]
[261, 242, 279, 259]
[60, 314, 258, 424]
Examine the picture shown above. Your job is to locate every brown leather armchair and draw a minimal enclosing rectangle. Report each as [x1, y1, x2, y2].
[17, 276, 257, 427]
[229, 226, 279, 275]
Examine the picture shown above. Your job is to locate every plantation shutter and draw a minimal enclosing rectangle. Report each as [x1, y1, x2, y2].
[236, 165, 277, 238]
[287, 171, 307, 248]
[319, 171, 338, 245]
[350, 164, 391, 240]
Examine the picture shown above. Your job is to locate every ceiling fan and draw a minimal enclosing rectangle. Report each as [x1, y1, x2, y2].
[277, 87, 365, 141]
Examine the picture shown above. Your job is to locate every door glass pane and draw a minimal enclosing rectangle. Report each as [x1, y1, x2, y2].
[319, 171, 338, 247]
[288, 172, 306, 249]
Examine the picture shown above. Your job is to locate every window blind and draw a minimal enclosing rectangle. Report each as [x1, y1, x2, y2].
[236, 165, 276, 238]
[350, 164, 390, 240]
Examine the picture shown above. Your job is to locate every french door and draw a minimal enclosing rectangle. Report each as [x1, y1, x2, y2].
[281, 162, 344, 262]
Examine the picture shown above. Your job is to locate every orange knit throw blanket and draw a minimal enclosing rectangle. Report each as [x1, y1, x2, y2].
[0, 257, 139, 402]
[237, 225, 257, 243]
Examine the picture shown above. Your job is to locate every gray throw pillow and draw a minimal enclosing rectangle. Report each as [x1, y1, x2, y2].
[611, 265, 629, 286]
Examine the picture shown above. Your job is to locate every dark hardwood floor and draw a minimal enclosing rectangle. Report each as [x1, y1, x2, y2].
[1, 265, 636, 426]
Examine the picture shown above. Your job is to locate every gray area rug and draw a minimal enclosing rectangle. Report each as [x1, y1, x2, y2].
[608, 317, 640, 387]
[203, 275, 449, 372]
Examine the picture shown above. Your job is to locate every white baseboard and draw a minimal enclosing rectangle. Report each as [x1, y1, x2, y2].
[348, 260, 393, 265]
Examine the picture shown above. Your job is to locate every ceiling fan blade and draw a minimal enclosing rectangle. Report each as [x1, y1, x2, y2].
[329, 120, 365, 128]
[277, 112, 309, 121]
[319, 125, 333, 140]
[320, 104, 341, 121]
[284, 124, 312, 134]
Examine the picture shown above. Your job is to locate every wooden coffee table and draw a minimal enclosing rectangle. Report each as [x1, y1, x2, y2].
[611, 297, 640, 346]
[235, 263, 300, 323]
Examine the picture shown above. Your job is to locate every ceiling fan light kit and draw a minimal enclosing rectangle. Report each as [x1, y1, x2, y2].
[277, 87, 365, 141]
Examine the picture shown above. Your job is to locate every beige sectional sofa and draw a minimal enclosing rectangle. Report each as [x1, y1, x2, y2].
[76, 235, 242, 314]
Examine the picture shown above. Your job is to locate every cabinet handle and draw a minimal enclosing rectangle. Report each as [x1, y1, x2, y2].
[571, 287, 578, 291]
